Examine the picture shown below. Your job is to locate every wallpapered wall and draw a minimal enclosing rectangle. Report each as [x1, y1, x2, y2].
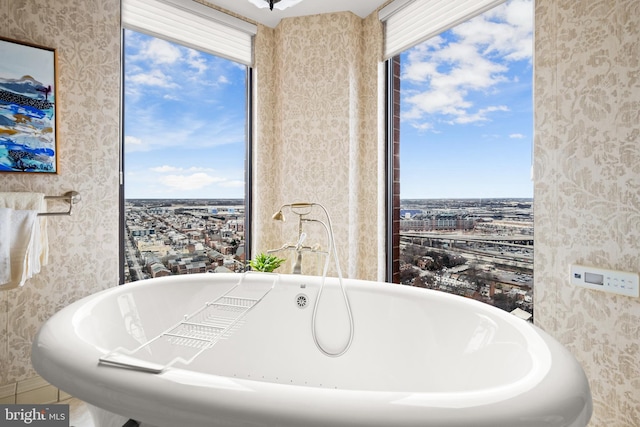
[0, 0, 121, 385]
[534, 0, 640, 425]
[251, 12, 384, 281]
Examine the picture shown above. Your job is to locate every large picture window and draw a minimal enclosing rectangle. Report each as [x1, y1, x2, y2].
[122, 29, 249, 282]
[389, 0, 534, 319]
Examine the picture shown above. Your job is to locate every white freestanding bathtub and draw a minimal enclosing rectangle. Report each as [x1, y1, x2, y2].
[32, 273, 592, 427]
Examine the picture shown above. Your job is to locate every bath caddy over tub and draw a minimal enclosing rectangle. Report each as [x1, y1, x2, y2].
[98, 272, 278, 373]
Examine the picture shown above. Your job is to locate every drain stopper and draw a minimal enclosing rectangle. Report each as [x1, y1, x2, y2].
[295, 294, 308, 308]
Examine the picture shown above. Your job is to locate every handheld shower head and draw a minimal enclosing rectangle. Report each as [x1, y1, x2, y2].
[272, 202, 314, 222]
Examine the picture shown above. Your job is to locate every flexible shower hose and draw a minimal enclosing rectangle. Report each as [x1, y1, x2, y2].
[308, 207, 354, 358]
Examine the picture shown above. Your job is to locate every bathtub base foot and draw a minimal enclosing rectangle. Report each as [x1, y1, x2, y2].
[87, 404, 158, 427]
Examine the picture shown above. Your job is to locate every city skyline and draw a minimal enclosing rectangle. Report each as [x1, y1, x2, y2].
[124, 196, 532, 317]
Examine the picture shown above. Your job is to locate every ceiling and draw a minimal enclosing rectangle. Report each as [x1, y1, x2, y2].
[203, 0, 390, 28]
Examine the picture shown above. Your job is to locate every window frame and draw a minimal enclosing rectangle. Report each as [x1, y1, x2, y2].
[385, 57, 401, 284]
[118, 28, 254, 284]
[384, 6, 534, 318]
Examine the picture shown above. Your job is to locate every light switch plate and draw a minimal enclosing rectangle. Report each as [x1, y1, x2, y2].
[570, 264, 639, 297]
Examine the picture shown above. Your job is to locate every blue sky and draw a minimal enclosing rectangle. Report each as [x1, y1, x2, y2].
[124, 30, 247, 199]
[400, 0, 533, 199]
[124, 0, 532, 200]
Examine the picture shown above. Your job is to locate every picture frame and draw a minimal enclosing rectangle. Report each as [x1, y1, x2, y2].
[0, 37, 58, 173]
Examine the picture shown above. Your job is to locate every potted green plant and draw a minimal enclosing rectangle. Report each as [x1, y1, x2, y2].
[249, 253, 286, 273]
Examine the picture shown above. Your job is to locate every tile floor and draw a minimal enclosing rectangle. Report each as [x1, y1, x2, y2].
[62, 398, 94, 427]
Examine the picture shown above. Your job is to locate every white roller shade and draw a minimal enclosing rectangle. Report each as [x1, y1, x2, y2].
[122, 0, 257, 66]
[380, 0, 507, 59]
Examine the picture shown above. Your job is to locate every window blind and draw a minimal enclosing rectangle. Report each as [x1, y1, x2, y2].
[122, 0, 257, 66]
[379, 0, 507, 59]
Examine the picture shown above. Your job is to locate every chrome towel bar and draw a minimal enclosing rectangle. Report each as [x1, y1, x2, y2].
[39, 191, 81, 216]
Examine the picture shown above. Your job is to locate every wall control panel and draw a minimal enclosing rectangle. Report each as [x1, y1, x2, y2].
[570, 264, 639, 298]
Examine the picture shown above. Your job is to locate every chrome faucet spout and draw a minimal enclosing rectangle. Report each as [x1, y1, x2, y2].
[292, 252, 303, 274]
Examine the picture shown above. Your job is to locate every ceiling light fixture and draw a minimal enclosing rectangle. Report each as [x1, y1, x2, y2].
[247, 0, 303, 11]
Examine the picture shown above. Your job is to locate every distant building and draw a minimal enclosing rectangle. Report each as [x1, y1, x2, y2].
[400, 209, 423, 219]
[136, 239, 171, 256]
[148, 262, 171, 278]
[235, 244, 245, 263]
[417, 256, 434, 269]
[207, 250, 225, 266]
[400, 213, 475, 232]
[129, 226, 155, 237]
[186, 262, 206, 274]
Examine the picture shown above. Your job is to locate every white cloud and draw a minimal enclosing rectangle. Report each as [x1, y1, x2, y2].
[219, 180, 244, 188]
[402, 0, 532, 131]
[186, 166, 219, 173]
[143, 38, 182, 65]
[124, 28, 246, 106]
[509, 133, 525, 139]
[409, 121, 434, 131]
[124, 33, 183, 96]
[128, 69, 177, 88]
[186, 48, 208, 74]
[125, 135, 144, 146]
[150, 165, 181, 173]
[451, 105, 510, 124]
[150, 165, 220, 173]
[160, 172, 226, 191]
[124, 110, 244, 153]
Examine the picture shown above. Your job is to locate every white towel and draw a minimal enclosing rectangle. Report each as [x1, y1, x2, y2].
[0, 192, 48, 290]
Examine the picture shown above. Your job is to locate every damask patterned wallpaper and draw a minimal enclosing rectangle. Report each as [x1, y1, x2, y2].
[534, 0, 640, 425]
[252, 12, 385, 281]
[0, 0, 121, 385]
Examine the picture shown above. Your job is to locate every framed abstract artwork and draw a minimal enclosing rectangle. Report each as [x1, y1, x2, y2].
[0, 37, 58, 173]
